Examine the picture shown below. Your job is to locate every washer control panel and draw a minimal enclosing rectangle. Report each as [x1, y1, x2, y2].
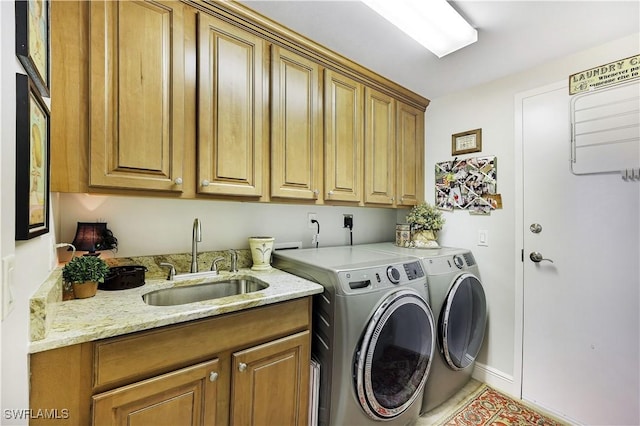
[338, 261, 425, 293]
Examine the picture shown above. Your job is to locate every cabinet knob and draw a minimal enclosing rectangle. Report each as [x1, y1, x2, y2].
[174, 177, 183, 185]
[313, 189, 319, 198]
[390, 197, 395, 202]
[201, 179, 210, 187]
[327, 191, 334, 197]
[209, 372, 218, 382]
[238, 362, 247, 372]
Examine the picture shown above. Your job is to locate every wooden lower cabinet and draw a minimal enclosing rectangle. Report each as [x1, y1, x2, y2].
[231, 332, 309, 426]
[92, 359, 219, 426]
[29, 298, 311, 426]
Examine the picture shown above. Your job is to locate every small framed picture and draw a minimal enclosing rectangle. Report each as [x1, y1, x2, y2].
[15, 0, 50, 98]
[15, 73, 50, 240]
[452, 128, 482, 155]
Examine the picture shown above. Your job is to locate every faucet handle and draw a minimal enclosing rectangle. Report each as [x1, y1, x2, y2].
[210, 257, 225, 273]
[159, 262, 176, 281]
[229, 249, 238, 273]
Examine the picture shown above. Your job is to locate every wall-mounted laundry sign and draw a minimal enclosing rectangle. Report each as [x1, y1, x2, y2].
[569, 54, 639, 95]
[435, 156, 501, 215]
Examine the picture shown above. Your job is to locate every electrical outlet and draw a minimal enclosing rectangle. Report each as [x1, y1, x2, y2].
[308, 213, 318, 229]
[343, 214, 353, 229]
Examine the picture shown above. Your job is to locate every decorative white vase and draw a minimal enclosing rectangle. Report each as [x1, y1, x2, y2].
[249, 237, 275, 271]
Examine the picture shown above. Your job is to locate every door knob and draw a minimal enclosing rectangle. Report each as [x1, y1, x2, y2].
[529, 223, 542, 233]
[530, 252, 553, 263]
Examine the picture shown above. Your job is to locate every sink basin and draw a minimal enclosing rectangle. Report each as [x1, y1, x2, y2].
[143, 278, 268, 306]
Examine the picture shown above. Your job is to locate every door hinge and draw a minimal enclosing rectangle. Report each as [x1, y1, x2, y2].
[521, 249, 524, 262]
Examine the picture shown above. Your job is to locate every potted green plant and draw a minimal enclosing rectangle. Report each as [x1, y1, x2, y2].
[62, 256, 110, 299]
[406, 203, 445, 248]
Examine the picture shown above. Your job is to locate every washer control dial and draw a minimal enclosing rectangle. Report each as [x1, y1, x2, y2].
[453, 255, 465, 269]
[386, 266, 401, 284]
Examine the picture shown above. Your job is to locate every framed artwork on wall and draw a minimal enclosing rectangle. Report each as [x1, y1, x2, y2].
[452, 128, 482, 155]
[15, 73, 50, 240]
[15, 0, 50, 98]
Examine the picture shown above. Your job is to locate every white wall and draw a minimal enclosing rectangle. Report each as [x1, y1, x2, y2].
[55, 193, 400, 259]
[0, 4, 59, 425]
[425, 33, 640, 394]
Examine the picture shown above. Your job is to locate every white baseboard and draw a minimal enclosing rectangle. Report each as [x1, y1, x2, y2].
[472, 362, 518, 398]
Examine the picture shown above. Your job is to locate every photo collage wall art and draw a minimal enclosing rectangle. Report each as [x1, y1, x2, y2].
[435, 156, 501, 215]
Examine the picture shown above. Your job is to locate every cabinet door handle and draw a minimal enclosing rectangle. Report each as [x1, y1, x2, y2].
[201, 179, 210, 187]
[327, 190, 334, 197]
[238, 362, 247, 372]
[209, 372, 218, 382]
[174, 177, 183, 185]
[313, 189, 319, 198]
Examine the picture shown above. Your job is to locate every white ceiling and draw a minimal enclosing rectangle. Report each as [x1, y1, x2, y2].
[239, 1, 640, 100]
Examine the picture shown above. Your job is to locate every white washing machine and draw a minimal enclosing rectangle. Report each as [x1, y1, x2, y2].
[273, 246, 437, 426]
[359, 243, 487, 414]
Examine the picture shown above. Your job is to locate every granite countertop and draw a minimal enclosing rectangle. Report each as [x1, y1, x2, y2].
[29, 262, 323, 354]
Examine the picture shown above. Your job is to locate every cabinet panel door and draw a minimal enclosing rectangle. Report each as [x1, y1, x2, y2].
[89, 0, 185, 191]
[92, 359, 219, 426]
[198, 14, 266, 197]
[324, 70, 363, 203]
[231, 331, 310, 426]
[271, 46, 323, 201]
[396, 102, 425, 207]
[364, 87, 396, 205]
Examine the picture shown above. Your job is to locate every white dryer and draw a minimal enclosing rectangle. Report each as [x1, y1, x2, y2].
[273, 246, 436, 426]
[359, 243, 487, 413]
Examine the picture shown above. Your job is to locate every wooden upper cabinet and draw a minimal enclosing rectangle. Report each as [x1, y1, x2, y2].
[324, 70, 363, 203]
[89, 0, 185, 191]
[364, 87, 396, 205]
[270, 46, 323, 201]
[396, 102, 425, 207]
[197, 13, 267, 197]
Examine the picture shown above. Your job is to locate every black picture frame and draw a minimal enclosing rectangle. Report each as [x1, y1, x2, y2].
[16, 73, 50, 240]
[15, 0, 50, 98]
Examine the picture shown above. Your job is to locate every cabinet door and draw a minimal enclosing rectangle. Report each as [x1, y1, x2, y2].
[231, 331, 310, 426]
[364, 87, 396, 205]
[324, 70, 363, 203]
[92, 359, 219, 426]
[271, 46, 323, 201]
[198, 13, 267, 197]
[396, 102, 425, 207]
[89, 0, 185, 192]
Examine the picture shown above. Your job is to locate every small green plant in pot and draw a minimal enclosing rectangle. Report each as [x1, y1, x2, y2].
[406, 203, 445, 248]
[62, 256, 110, 299]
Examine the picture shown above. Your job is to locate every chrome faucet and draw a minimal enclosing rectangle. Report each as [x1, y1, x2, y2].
[191, 218, 201, 273]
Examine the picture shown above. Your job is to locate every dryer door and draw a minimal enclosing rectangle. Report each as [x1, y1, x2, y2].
[440, 273, 487, 370]
[354, 289, 435, 420]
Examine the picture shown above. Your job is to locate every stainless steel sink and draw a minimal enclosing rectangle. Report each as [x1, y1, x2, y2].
[143, 278, 268, 306]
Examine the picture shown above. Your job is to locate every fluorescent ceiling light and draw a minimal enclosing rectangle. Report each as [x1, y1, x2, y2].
[361, 0, 478, 58]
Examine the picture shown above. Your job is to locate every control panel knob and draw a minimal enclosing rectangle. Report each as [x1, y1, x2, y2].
[386, 266, 401, 284]
[453, 255, 465, 269]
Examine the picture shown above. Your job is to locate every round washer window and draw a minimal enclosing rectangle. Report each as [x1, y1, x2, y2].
[354, 290, 435, 419]
[440, 273, 487, 370]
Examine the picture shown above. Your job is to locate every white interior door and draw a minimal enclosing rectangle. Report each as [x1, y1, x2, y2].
[521, 82, 639, 425]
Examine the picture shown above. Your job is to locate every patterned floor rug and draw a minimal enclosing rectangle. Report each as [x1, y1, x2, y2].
[441, 386, 567, 426]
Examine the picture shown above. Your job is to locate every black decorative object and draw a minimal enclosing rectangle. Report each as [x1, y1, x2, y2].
[70, 222, 118, 256]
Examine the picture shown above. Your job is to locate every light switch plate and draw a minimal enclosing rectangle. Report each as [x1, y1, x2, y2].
[2, 254, 16, 320]
[478, 230, 489, 247]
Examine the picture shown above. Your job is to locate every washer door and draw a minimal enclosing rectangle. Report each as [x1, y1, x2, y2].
[440, 273, 487, 370]
[354, 290, 435, 420]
